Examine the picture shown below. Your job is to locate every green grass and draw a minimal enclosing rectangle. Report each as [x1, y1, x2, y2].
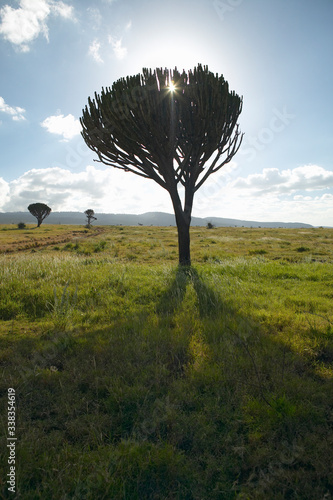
[0, 225, 333, 498]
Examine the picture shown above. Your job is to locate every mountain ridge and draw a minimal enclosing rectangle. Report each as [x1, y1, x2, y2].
[0, 211, 314, 228]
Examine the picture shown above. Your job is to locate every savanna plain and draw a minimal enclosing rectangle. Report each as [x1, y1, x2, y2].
[0, 223, 333, 499]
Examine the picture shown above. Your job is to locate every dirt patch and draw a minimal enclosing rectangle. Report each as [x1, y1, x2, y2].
[0, 228, 105, 254]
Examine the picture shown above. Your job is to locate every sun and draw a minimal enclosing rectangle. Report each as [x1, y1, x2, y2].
[169, 81, 176, 92]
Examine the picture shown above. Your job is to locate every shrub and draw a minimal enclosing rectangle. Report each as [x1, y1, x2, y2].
[94, 240, 107, 253]
[17, 222, 26, 229]
[296, 246, 310, 252]
[249, 249, 267, 255]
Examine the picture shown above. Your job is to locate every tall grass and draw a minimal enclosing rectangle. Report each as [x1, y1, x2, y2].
[0, 227, 333, 498]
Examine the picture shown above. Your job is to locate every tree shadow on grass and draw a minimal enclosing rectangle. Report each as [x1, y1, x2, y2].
[157, 265, 223, 318]
[2, 265, 333, 499]
[155, 264, 333, 412]
[0, 267, 332, 500]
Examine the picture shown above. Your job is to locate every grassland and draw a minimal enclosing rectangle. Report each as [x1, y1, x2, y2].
[0, 224, 332, 499]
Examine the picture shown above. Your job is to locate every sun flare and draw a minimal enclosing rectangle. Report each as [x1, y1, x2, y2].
[169, 82, 176, 92]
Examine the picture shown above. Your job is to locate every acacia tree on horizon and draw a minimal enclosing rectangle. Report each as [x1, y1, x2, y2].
[28, 203, 51, 227]
[84, 209, 97, 226]
[80, 64, 243, 265]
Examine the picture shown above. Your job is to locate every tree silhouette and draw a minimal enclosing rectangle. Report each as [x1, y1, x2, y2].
[28, 203, 51, 227]
[81, 64, 243, 265]
[84, 209, 97, 226]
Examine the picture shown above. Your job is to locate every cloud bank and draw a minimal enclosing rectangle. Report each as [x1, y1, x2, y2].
[0, 166, 171, 215]
[232, 165, 333, 194]
[0, 164, 332, 226]
[194, 164, 333, 225]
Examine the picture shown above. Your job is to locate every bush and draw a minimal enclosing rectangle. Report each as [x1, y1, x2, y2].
[206, 222, 215, 229]
[17, 222, 26, 229]
[296, 246, 310, 252]
[249, 249, 267, 255]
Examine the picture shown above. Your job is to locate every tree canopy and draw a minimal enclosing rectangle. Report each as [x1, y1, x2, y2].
[81, 64, 243, 264]
[28, 203, 52, 227]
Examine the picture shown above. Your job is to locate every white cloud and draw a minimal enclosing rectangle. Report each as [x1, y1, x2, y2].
[0, 96, 26, 121]
[88, 39, 103, 63]
[41, 114, 81, 141]
[0, 177, 10, 207]
[109, 36, 127, 60]
[52, 1, 74, 19]
[0, 0, 75, 52]
[232, 165, 333, 195]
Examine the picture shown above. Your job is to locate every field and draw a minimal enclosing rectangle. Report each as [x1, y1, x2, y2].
[0, 223, 333, 499]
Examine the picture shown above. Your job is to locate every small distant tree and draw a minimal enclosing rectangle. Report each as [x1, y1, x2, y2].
[28, 203, 51, 227]
[17, 222, 26, 229]
[206, 222, 215, 229]
[84, 209, 97, 226]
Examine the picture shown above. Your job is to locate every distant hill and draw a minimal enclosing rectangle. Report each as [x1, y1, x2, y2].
[0, 211, 314, 228]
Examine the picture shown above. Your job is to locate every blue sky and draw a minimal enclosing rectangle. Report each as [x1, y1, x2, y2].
[0, 0, 332, 225]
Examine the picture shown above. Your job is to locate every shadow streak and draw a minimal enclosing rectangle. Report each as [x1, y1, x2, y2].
[156, 265, 224, 318]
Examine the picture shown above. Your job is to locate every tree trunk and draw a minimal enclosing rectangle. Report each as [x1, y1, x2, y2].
[176, 215, 191, 266]
[169, 185, 194, 267]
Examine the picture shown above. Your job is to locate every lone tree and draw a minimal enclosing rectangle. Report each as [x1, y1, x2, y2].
[84, 209, 97, 226]
[28, 203, 51, 227]
[81, 64, 243, 265]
